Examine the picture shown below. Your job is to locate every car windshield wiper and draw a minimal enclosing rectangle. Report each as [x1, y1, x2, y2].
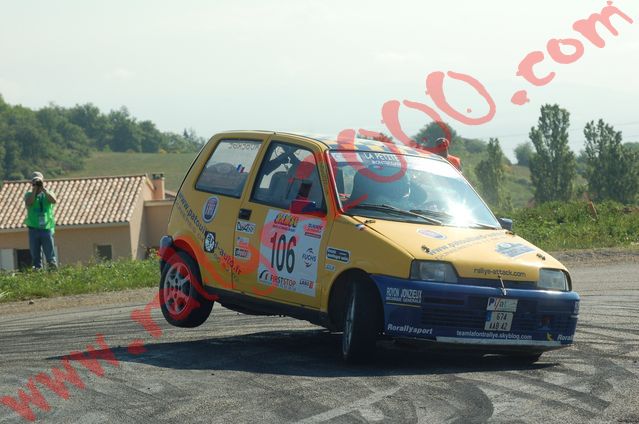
[410, 209, 454, 221]
[467, 222, 501, 230]
[410, 209, 499, 229]
[351, 203, 442, 225]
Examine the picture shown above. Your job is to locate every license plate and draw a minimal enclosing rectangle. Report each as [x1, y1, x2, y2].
[484, 311, 514, 331]
[486, 297, 518, 312]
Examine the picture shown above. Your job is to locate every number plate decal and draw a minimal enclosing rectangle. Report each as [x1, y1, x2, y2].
[484, 311, 514, 331]
[486, 297, 518, 312]
[258, 209, 325, 297]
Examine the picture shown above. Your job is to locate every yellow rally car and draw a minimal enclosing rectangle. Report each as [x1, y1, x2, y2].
[158, 131, 579, 362]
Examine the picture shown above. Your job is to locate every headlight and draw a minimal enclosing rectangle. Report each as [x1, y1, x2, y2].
[410, 261, 458, 283]
[538, 269, 568, 291]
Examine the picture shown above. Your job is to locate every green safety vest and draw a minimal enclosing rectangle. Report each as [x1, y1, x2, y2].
[24, 191, 56, 232]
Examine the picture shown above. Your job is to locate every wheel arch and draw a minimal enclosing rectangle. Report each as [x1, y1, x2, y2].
[326, 268, 383, 332]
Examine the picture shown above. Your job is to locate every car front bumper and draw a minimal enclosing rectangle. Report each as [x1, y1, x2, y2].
[372, 275, 579, 351]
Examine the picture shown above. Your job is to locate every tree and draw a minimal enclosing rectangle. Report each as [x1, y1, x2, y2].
[514, 142, 534, 167]
[108, 107, 142, 152]
[528, 104, 576, 202]
[583, 119, 639, 204]
[475, 138, 505, 207]
[414, 121, 459, 147]
[67, 103, 110, 150]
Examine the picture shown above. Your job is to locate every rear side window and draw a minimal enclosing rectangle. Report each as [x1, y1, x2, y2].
[195, 140, 261, 197]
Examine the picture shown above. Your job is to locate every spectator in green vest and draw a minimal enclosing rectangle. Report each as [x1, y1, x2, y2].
[24, 171, 58, 269]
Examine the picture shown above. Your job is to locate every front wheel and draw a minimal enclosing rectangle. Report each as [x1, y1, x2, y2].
[342, 280, 382, 362]
[159, 250, 213, 327]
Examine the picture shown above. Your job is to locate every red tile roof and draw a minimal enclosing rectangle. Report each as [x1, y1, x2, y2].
[0, 175, 149, 230]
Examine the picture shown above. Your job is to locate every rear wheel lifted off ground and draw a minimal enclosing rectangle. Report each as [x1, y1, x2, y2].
[342, 279, 382, 362]
[159, 250, 213, 328]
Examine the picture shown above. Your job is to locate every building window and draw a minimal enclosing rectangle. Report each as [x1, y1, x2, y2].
[16, 249, 32, 270]
[0, 249, 16, 271]
[95, 245, 113, 261]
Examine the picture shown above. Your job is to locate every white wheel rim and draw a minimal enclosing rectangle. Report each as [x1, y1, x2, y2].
[163, 262, 191, 315]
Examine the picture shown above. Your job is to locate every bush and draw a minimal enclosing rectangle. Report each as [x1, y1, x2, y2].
[511, 201, 639, 251]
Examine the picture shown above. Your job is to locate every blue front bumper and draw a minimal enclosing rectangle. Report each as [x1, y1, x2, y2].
[372, 275, 579, 351]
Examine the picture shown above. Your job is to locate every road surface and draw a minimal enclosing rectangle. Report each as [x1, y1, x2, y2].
[1, 261, 638, 423]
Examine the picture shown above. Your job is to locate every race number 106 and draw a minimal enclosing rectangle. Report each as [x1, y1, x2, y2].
[269, 232, 297, 273]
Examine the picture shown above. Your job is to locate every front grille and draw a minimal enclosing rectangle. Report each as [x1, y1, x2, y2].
[420, 295, 575, 333]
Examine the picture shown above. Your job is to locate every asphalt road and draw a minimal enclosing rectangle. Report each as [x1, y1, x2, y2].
[1, 262, 638, 424]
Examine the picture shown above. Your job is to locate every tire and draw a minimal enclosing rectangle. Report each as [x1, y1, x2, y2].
[159, 250, 213, 328]
[342, 280, 382, 362]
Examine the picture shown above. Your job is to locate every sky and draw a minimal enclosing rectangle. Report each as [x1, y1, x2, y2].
[1, 0, 638, 159]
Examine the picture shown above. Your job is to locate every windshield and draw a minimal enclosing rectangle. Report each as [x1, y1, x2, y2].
[329, 150, 500, 228]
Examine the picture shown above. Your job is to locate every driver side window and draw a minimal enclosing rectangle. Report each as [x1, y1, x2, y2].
[251, 142, 325, 210]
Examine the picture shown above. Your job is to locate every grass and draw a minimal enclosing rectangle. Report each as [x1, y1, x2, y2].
[509, 201, 639, 251]
[0, 258, 159, 303]
[62, 151, 198, 191]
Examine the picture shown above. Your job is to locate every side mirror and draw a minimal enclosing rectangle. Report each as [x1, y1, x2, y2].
[498, 218, 513, 231]
[289, 199, 325, 216]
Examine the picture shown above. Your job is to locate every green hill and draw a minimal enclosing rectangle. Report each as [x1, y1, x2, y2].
[62, 152, 198, 191]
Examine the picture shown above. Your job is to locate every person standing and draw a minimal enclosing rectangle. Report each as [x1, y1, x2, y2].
[24, 171, 58, 269]
[433, 137, 462, 172]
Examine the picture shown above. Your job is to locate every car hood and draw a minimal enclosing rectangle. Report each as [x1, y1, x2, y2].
[355, 217, 566, 282]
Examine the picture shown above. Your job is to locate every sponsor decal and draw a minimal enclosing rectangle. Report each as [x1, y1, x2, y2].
[386, 287, 422, 305]
[273, 212, 299, 231]
[495, 242, 535, 258]
[259, 209, 323, 297]
[386, 323, 433, 335]
[325, 264, 335, 272]
[303, 222, 324, 239]
[557, 334, 573, 342]
[229, 142, 260, 150]
[204, 231, 217, 253]
[234, 236, 251, 260]
[258, 269, 297, 290]
[215, 247, 242, 274]
[299, 278, 315, 289]
[176, 192, 206, 240]
[417, 228, 446, 240]
[202, 196, 219, 223]
[302, 248, 317, 268]
[234, 248, 250, 260]
[326, 247, 350, 263]
[427, 232, 508, 257]
[456, 330, 533, 341]
[473, 267, 527, 278]
[361, 151, 402, 167]
[236, 236, 250, 248]
[236, 220, 256, 234]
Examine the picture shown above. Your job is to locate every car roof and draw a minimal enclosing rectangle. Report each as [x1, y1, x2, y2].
[217, 130, 442, 160]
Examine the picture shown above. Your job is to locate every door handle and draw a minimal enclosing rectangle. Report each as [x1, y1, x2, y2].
[238, 208, 252, 220]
